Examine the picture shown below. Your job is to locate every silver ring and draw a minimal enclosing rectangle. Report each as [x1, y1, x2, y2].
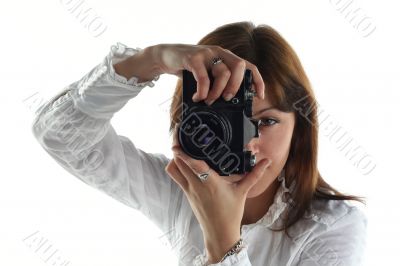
[197, 168, 211, 183]
[211, 57, 223, 66]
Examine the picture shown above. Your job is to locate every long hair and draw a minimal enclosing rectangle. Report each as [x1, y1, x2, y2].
[168, 21, 365, 237]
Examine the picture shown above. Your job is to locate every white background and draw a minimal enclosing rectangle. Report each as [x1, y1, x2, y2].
[1, 0, 398, 265]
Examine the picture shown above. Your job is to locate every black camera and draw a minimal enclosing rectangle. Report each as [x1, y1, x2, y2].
[178, 69, 259, 176]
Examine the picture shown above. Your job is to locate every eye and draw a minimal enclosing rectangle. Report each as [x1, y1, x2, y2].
[251, 118, 279, 128]
[259, 118, 279, 126]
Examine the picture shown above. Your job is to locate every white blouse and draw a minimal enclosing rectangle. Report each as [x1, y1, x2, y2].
[31, 42, 368, 266]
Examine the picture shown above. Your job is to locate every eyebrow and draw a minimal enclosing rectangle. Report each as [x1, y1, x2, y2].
[252, 107, 277, 116]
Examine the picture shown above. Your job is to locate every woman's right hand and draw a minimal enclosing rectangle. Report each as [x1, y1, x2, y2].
[152, 44, 265, 105]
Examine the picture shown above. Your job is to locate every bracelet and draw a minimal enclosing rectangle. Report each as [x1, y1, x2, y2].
[218, 238, 244, 263]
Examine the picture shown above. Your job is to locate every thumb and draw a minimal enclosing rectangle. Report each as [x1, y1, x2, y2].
[172, 123, 181, 148]
[237, 158, 272, 194]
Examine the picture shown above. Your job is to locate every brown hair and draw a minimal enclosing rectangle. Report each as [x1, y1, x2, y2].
[168, 21, 365, 237]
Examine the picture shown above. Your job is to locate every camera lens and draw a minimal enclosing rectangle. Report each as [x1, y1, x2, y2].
[196, 126, 214, 148]
[179, 108, 232, 160]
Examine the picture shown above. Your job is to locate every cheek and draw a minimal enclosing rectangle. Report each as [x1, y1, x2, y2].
[258, 126, 293, 170]
[246, 127, 293, 198]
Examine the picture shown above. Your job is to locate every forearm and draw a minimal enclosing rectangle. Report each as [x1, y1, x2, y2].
[113, 45, 162, 83]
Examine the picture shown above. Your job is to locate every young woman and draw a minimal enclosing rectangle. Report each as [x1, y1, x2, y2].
[32, 21, 367, 265]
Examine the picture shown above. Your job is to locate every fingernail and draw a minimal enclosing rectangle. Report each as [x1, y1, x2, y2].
[223, 93, 234, 101]
[192, 93, 200, 102]
[205, 99, 215, 106]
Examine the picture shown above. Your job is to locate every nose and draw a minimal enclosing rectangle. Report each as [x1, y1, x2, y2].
[244, 137, 259, 155]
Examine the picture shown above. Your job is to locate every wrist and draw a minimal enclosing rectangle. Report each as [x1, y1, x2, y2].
[141, 45, 163, 79]
[204, 234, 241, 263]
[114, 45, 162, 84]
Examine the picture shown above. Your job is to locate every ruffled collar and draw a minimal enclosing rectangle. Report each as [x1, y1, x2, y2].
[243, 169, 296, 229]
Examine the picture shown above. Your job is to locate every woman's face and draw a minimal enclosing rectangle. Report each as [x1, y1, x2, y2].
[234, 95, 296, 198]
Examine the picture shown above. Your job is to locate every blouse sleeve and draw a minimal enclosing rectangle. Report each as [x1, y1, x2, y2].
[297, 206, 368, 266]
[31, 42, 184, 236]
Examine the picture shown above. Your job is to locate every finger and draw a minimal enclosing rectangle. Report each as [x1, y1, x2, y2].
[236, 158, 272, 194]
[204, 63, 231, 105]
[172, 148, 218, 186]
[189, 60, 210, 102]
[165, 159, 189, 191]
[172, 123, 180, 149]
[174, 156, 204, 187]
[212, 48, 245, 100]
[216, 48, 265, 100]
[244, 61, 265, 100]
[221, 59, 246, 101]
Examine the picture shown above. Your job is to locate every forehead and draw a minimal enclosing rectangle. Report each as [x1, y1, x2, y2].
[251, 94, 296, 123]
[252, 95, 274, 111]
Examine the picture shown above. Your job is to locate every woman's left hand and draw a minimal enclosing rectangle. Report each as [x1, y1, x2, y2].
[164, 127, 272, 262]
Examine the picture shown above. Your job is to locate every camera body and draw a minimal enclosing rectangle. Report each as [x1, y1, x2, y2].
[178, 69, 259, 176]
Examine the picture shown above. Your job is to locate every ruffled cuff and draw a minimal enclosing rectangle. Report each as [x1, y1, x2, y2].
[193, 242, 251, 266]
[71, 42, 160, 120]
